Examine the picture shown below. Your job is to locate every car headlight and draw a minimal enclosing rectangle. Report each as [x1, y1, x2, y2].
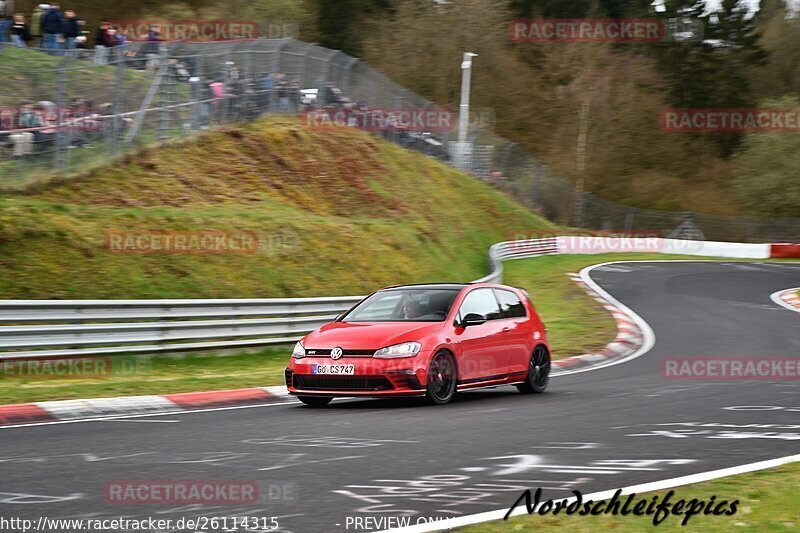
[291, 341, 306, 359]
[373, 341, 421, 359]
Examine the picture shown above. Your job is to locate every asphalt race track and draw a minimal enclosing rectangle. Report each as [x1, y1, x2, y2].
[2, 261, 799, 533]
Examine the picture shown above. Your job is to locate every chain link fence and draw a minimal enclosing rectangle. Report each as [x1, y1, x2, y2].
[1, 38, 798, 242]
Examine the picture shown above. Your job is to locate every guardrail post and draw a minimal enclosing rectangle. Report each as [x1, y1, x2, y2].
[111, 47, 126, 156]
[159, 46, 171, 140]
[499, 143, 516, 175]
[342, 57, 358, 95]
[624, 208, 637, 232]
[192, 56, 205, 130]
[53, 64, 66, 172]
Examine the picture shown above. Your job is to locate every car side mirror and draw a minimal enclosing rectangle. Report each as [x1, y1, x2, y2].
[460, 313, 487, 327]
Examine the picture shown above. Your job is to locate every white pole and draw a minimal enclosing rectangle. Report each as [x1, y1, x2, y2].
[457, 52, 477, 143]
[452, 52, 477, 170]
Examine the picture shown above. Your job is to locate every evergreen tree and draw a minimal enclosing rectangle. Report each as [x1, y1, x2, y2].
[656, 0, 767, 156]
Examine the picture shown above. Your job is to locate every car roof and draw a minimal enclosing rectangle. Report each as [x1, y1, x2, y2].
[379, 283, 471, 291]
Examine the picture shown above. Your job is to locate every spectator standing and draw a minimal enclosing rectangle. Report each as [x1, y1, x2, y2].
[94, 20, 110, 64]
[276, 74, 290, 112]
[40, 3, 62, 51]
[94, 20, 109, 45]
[106, 27, 127, 62]
[259, 72, 275, 111]
[139, 24, 161, 69]
[75, 16, 86, 45]
[105, 27, 119, 47]
[0, 1, 13, 43]
[30, 3, 47, 47]
[10, 13, 30, 47]
[17, 101, 43, 129]
[145, 24, 160, 42]
[0, 15, 9, 43]
[61, 9, 78, 50]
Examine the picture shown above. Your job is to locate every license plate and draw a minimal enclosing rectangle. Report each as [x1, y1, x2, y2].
[313, 364, 355, 375]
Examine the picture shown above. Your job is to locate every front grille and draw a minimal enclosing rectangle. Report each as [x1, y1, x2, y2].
[292, 375, 394, 391]
[305, 348, 376, 357]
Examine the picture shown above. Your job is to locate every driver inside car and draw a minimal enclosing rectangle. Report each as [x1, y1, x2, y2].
[401, 298, 426, 319]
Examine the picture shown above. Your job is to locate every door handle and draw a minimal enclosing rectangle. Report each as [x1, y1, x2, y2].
[502, 327, 511, 332]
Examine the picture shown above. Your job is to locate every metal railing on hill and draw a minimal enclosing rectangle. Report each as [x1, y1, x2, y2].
[1, 39, 798, 242]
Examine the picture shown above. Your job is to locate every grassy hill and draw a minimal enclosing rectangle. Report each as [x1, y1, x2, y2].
[0, 117, 553, 299]
[0, 46, 154, 109]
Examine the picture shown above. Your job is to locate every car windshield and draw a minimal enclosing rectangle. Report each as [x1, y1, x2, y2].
[341, 288, 460, 322]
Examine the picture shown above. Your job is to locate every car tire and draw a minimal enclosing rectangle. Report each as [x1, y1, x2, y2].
[425, 350, 457, 405]
[297, 395, 333, 407]
[517, 344, 550, 394]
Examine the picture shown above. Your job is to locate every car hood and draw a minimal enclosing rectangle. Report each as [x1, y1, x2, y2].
[302, 321, 445, 350]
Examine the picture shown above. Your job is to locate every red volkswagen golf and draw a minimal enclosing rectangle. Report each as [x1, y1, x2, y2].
[285, 283, 550, 406]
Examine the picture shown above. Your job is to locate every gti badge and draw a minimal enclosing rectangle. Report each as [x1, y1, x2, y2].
[330, 347, 343, 360]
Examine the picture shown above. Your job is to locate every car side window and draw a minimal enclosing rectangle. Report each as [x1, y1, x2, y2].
[495, 289, 527, 318]
[458, 288, 502, 321]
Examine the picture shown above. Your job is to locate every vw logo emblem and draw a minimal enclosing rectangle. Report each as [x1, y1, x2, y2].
[330, 347, 344, 360]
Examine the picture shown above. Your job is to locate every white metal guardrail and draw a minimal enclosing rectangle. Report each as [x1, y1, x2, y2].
[0, 238, 557, 360]
[0, 297, 363, 360]
[0, 236, 774, 360]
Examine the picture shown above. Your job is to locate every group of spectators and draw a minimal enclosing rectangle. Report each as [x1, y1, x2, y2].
[0, 3, 165, 52]
[0, 97, 112, 157]
[0, 10, 447, 161]
[0, 3, 87, 51]
[1, 65, 447, 159]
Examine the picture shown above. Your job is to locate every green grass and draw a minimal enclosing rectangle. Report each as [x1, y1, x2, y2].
[0, 252, 623, 404]
[459, 462, 800, 532]
[0, 116, 795, 404]
[0, 347, 291, 405]
[0, 115, 551, 403]
[0, 46, 155, 108]
[0, 116, 553, 299]
[503, 254, 617, 358]
[4, 252, 795, 404]
[0, 127, 195, 191]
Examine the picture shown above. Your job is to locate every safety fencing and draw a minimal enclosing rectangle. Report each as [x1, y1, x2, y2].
[0, 237, 793, 361]
[3, 40, 799, 241]
[0, 296, 362, 360]
[0, 38, 443, 188]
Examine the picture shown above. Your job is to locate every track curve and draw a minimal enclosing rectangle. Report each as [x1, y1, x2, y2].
[1, 261, 798, 533]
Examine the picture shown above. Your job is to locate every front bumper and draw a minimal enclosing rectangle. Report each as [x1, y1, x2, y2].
[286, 354, 429, 397]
